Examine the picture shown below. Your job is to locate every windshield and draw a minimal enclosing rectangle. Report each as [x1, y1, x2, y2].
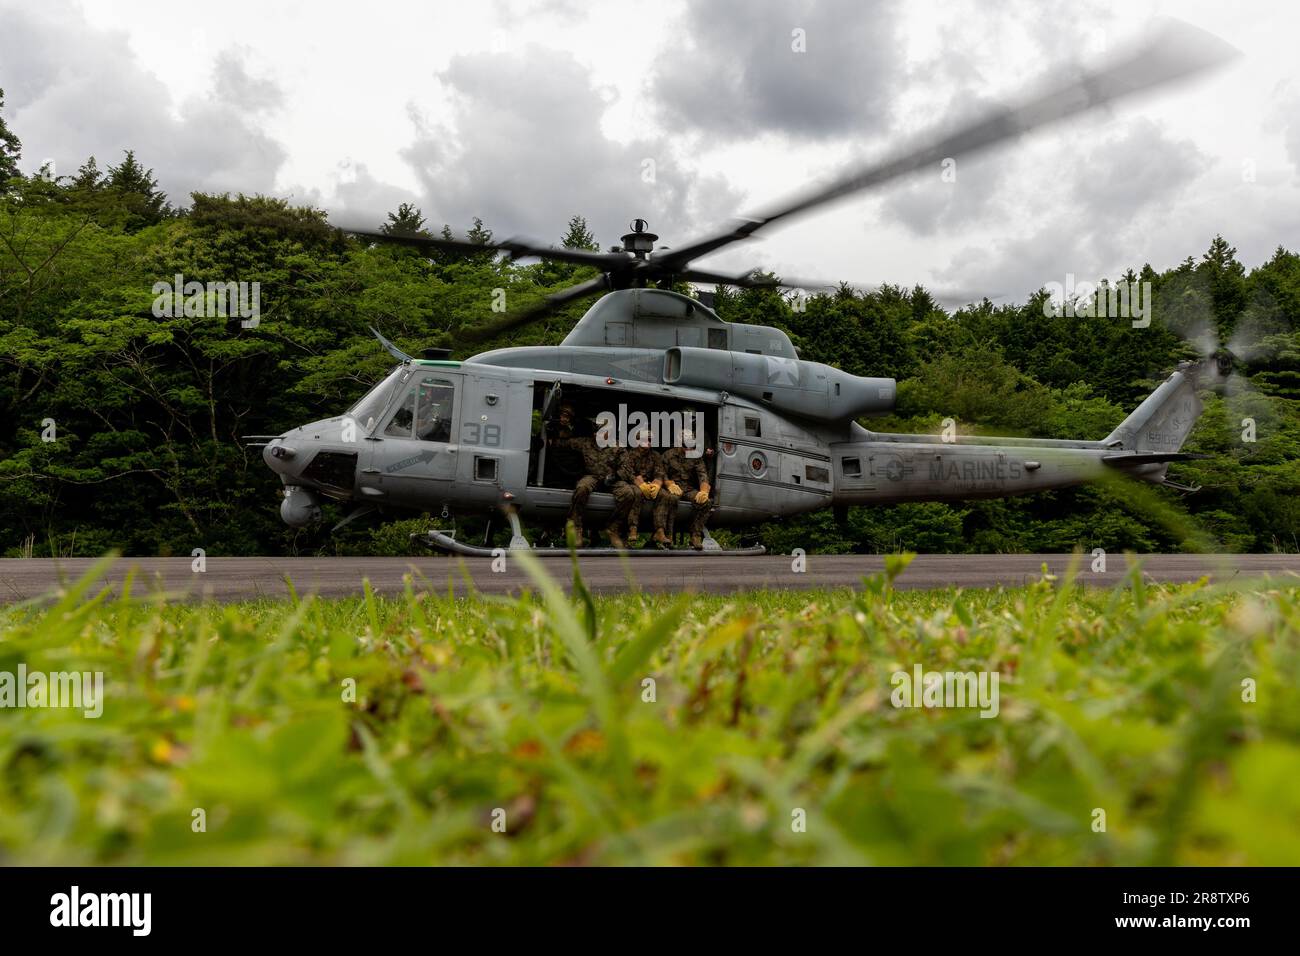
[347, 366, 407, 434]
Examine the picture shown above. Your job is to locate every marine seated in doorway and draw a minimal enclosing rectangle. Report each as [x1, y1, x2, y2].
[546, 403, 631, 547]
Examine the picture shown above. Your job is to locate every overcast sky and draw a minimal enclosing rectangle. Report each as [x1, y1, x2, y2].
[2, 0, 1297, 305]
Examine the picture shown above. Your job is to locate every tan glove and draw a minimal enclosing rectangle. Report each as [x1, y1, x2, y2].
[639, 482, 659, 499]
[665, 481, 683, 497]
[695, 482, 711, 505]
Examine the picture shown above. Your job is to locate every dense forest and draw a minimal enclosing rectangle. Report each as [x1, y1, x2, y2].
[1, 95, 1297, 556]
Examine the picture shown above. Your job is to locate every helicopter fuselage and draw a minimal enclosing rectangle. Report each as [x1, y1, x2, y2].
[261, 290, 1209, 538]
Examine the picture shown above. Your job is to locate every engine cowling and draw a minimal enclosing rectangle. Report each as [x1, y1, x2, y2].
[663, 346, 895, 422]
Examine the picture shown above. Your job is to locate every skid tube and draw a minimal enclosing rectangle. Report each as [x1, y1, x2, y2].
[411, 529, 765, 558]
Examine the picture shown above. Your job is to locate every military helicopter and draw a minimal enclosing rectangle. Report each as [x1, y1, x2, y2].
[251, 21, 1239, 557]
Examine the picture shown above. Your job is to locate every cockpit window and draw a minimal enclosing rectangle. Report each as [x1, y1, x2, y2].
[348, 367, 406, 434]
[382, 374, 456, 441]
[415, 378, 455, 442]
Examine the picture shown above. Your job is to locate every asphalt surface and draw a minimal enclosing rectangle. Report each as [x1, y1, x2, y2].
[1, 553, 1297, 603]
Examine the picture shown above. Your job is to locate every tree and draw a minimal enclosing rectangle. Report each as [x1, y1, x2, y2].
[0, 88, 21, 186]
[909, 283, 938, 323]
[1198, 234, 1247, 336]
[560, 215, 598, 251]
[105, 150, 170, 228]
[381, 202, 427, 236]
[72, 156, 103, 190]
[466, 216, 493, 245]
[430, 217, 497, 265]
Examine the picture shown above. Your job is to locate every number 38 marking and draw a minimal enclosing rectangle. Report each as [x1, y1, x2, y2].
[462, 423, 501, 446]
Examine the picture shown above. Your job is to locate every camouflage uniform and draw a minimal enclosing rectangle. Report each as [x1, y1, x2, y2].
[614, 445, 666, 543]
[654, 446, 715, 546]
[549, 435, 630, 543]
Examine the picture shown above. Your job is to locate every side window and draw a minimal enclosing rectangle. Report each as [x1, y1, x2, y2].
[707, 328, 727, 350]
[841, 456, 862, 477]
[743, 415, 761, 438]
[383, 374, 456, 440]
[415, 378, 455, 442]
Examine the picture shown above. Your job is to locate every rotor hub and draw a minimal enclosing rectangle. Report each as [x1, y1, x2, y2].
[620, 218, 658, 259]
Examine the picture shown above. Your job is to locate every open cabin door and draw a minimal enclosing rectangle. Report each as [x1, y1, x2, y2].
[529, 381, 565, 487]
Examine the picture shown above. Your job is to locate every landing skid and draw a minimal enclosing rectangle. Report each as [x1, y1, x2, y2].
[411, 529, 765, 558]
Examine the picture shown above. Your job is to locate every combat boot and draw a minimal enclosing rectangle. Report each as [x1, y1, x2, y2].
[605, 523, 626, 549]
[690, 532, 704, 551]
[653, 528, 671, 550]
[626, 523, 639, 547]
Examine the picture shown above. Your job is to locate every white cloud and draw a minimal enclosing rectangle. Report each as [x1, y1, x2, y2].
[1, 2, 286, 198]
[2, 0, 1298, 301]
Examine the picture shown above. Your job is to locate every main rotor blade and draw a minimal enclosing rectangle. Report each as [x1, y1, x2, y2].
[675, 267, 780, 288]
[677, 266, 859, 295]
[658, 19, 1238, 270]
[679, 268, 995, 307]
[340, 225, 630, 270]
[454, 274, 610, 347]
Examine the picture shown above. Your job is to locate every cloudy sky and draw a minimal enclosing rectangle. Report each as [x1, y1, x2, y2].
[2, 0, 1297, 304]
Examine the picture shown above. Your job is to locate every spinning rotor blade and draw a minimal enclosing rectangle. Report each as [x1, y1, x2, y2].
[340, 225, 630, 270]
[1224, 370, 1256, 398]
[674, 267, 782, 288]
[335, 20, 1238, 345]
[658, 19, 1238, 271]
[454, 274, 610, 346]
[1228, 321, 1297, 365]
[1179, 314, 1220, 360]
[673, 267, 844, 291]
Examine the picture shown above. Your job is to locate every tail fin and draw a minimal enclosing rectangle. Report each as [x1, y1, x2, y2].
[1103, 360, 1215, 483]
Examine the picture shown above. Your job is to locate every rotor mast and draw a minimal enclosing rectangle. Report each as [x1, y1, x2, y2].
[619, 218, 658, 288]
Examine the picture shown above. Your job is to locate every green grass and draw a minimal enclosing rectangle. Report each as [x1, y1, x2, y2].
[2, 554, 1298, 865]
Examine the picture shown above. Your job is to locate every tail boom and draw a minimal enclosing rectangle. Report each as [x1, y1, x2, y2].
[830, 362, 1214, 506]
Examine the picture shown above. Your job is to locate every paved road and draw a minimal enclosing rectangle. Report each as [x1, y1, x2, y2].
[1, 553, 1297, 603]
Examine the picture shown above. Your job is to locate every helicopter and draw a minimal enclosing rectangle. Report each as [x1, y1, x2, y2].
[249, 21, 1240, 557]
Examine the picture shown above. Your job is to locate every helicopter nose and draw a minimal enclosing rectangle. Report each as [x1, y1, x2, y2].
[263, 438, 303, 478]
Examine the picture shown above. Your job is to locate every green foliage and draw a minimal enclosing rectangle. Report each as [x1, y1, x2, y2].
[0, 88, 20, 186]
[0, 152, 1297, 555]
[1, 561, 1297, 864]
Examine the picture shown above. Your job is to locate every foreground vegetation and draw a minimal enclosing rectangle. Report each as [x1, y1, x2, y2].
[1, 556, 1297, 865]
